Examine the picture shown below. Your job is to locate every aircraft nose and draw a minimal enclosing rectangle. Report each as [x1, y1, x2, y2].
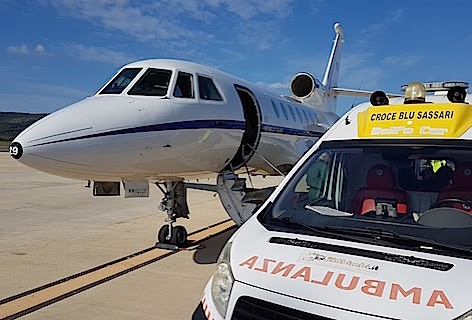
[9, 141, 23, 160]
[10, 104, 95, 177]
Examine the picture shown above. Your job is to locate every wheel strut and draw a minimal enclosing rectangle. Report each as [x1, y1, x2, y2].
[155, 181, 189, 247]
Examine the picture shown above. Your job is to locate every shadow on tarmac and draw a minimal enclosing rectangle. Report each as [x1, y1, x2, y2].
[192, 228, 237, 264]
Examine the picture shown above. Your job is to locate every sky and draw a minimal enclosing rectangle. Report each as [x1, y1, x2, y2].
[1, 0, 472, 116]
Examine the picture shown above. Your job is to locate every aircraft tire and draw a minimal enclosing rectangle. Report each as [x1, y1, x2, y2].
[171, 225, 187, 246]
[158, 225, 170, 244]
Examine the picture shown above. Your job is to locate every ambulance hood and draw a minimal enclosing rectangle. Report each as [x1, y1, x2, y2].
[231, 219, 471, 319]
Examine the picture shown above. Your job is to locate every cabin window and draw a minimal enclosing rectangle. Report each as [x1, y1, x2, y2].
[128, 68, 172, 96]
[317, 111, 328, 124]
[100, 68, 142, 94]
[302, 109, 309, 123]
[271, 100, 280, 118]
[279, 103, 288, 120]
[198, 76, 223, 101]
[173, 72, 194, 98]
[296, 108, 303, 123]
[288, 104, 296, 122]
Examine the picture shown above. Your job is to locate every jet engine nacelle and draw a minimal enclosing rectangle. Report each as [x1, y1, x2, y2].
[290, 72, 327, 107]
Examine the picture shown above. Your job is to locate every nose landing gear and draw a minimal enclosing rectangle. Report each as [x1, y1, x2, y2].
[155, 180, 190, 247]
[157, 224, 188, 247]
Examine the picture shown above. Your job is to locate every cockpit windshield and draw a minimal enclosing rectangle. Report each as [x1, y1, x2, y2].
[99, 68, 142, 94]
[262, 140, 472, 256]
[128, 68, 172, 96]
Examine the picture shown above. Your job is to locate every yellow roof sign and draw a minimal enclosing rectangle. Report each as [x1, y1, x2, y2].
[357, 103, 472, 138]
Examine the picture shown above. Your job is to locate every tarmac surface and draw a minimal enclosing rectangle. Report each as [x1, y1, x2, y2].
[0, 153, 281, 319]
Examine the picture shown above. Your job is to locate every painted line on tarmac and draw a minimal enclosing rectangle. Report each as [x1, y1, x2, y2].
[0, 219, 236, 320]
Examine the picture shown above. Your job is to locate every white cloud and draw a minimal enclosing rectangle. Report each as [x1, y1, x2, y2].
[64, 44, 137, 66]
[211, 0, 294, 19]
[256, 81, 289, 92]
[337, 52, 384, 90]
[149, 0, 217, 21]
[7, 44, 30, 55]
[45, 0, 294, 51]
[46, 0, 198, 42]
[236, 20, 280, 50]
[35, 44, 45, 54]
[358, 9, 404, 43]
[173, 0, 294, 19]
[7, 44, 48, 56]
[341, 52, 373, 71]
[383, 55, 422, 67]
[390, 9, 404, 23]
[341, 66, 384, 91]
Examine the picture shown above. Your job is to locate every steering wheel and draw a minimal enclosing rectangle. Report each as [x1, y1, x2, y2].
[429, 198, 472, 212]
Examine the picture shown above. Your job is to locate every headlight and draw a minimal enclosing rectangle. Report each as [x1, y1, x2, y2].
[211, 241, 234, 317]
[456, 310, 472, 320]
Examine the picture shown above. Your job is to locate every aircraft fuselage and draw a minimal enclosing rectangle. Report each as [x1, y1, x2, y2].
[11, 59, 337, 182]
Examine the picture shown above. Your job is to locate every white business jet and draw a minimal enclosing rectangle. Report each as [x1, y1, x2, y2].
[9, 23, 362, 246]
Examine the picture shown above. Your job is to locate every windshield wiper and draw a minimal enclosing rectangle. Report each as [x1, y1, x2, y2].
[323, 226, 472, 256]
[270, 218, 472, 257]
[270, 217, 365, 242]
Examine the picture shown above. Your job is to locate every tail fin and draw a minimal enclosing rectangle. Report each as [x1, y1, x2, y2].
[322, 23, 344, 91]
[289, 23, 345, 114]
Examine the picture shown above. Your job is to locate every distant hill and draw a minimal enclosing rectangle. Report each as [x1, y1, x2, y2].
[0, 112, 48, 141]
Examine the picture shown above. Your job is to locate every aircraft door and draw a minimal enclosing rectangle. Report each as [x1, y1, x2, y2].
[225, 85, 261, 171]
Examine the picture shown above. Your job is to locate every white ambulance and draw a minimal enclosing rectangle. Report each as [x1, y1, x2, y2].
[194, 82, 472, 320]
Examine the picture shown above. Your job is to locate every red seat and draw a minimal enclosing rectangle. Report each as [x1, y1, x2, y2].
[350, 164, 408, 215]
[436, 163, 472, 212]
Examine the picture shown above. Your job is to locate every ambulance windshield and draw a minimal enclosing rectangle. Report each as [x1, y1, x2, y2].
[263, 140, 472, 255]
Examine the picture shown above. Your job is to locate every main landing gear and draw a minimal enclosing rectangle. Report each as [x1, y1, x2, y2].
[155, 180, 190, 247]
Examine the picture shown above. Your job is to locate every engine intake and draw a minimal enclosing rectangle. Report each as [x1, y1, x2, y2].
[290, 72, 317, 99]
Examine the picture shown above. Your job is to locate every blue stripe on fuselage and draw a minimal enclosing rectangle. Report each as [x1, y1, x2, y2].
[28, 120, 322, 147]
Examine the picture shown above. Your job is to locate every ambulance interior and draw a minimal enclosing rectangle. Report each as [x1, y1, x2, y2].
[263, 140, 472, 254]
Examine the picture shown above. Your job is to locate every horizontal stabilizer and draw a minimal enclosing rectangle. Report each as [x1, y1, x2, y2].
[333, 87, 402, 98]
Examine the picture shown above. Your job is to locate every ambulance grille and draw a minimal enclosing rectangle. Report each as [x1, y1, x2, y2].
[232, 296, 334, 320]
